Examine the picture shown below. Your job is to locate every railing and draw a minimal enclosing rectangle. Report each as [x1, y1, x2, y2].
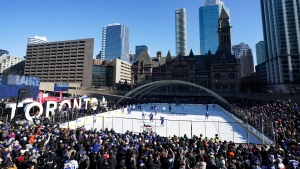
[60, 111, 264, 144]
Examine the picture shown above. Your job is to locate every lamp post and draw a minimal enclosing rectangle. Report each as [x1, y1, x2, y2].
[13, 88, 27, 123]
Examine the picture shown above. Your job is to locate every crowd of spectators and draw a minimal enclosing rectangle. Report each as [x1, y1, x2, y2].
[0, 99, 299, 169]
[231, 99, 300, 151]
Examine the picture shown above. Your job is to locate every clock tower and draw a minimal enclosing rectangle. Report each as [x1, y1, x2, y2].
[218, 7, 231, 53]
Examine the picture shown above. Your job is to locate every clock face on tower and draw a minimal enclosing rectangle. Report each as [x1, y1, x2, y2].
[221, 20, 228, 27]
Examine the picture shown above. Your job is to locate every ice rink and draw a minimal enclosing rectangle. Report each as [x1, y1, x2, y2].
[63, 103, 263, 144]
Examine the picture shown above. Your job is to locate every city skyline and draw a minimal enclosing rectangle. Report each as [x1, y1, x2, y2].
[0, 0, 262, 65]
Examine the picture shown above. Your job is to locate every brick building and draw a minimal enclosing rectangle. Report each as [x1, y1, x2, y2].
[131, 8, 239, 93]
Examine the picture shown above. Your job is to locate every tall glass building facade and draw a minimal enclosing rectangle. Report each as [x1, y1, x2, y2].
[260, 0, 300, 85]
[255, 41, 266, 65]
[102, 23, 130, 62]
[199, 0, 229, 55]
[135, 45, 149, 60]
[176, 8, 188, 56]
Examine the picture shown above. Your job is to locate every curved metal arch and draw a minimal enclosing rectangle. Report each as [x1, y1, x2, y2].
[137, 83, 168, 100]
[116, 80, 229, 105]
[117, 80, 169, 105]
[131, 82, 169, 99]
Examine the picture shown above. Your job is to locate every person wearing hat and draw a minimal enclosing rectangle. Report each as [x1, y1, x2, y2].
[11, 144, 20, 160]
[100, 153, 110, 169]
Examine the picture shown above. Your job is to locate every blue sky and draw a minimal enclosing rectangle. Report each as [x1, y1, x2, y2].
[0, 0, 262, 66]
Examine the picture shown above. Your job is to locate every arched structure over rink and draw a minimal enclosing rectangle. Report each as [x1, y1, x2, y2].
[116, 80, 230, 105]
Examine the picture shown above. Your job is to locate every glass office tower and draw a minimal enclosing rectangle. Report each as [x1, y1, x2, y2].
[260, 0, 300, 85]
[176, 8, 188, 56]
[255, 41, 266, 65]
[135, 45, 149, 60]
[199, 0, 229, 55]
[102, 23, 130, 62]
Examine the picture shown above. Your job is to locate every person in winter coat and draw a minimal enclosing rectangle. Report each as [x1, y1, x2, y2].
[153, 156, 161, 169]
[116, 157, 126, 169]
[218, 160, 227, 169]
[165, 149, 175, 169]
[146, 154, 155, 169]
[108, 151, 117, 169]
[101, 160, 111, 169]
[196, 158, 206, 169]
[176, 153, 187, 168]
[78, 151, 90, 169]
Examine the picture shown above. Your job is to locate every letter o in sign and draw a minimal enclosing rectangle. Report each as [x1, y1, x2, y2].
[24, 102, 44, 121]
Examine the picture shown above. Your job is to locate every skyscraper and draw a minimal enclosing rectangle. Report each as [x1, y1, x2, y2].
[199, 0, 229, 55]
[176, 8, 188, 56]
[28, 36, 48, 44]
[102, 23, 129, 62]
[232, 43, 254, 79]
[260, 0, 300, 87]
[255, 41, 266, 65]
[232, 42, 251, 59]
[100, 26, 106, 60]
[135, 45, 149, 60]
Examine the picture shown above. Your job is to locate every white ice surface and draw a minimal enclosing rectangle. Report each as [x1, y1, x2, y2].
[65, 103, 263, 144]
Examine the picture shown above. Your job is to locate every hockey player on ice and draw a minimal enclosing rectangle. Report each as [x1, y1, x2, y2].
[149, 112, 154, 123]
[160, 116, 165, 127]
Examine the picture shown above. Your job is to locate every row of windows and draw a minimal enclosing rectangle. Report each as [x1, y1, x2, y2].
[28, 46, 85, 50]
[28, 41, 86, 48]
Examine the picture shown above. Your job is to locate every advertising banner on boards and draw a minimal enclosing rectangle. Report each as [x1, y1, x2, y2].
[0, 74, 40, 99]
[54, 83, 69, 92]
